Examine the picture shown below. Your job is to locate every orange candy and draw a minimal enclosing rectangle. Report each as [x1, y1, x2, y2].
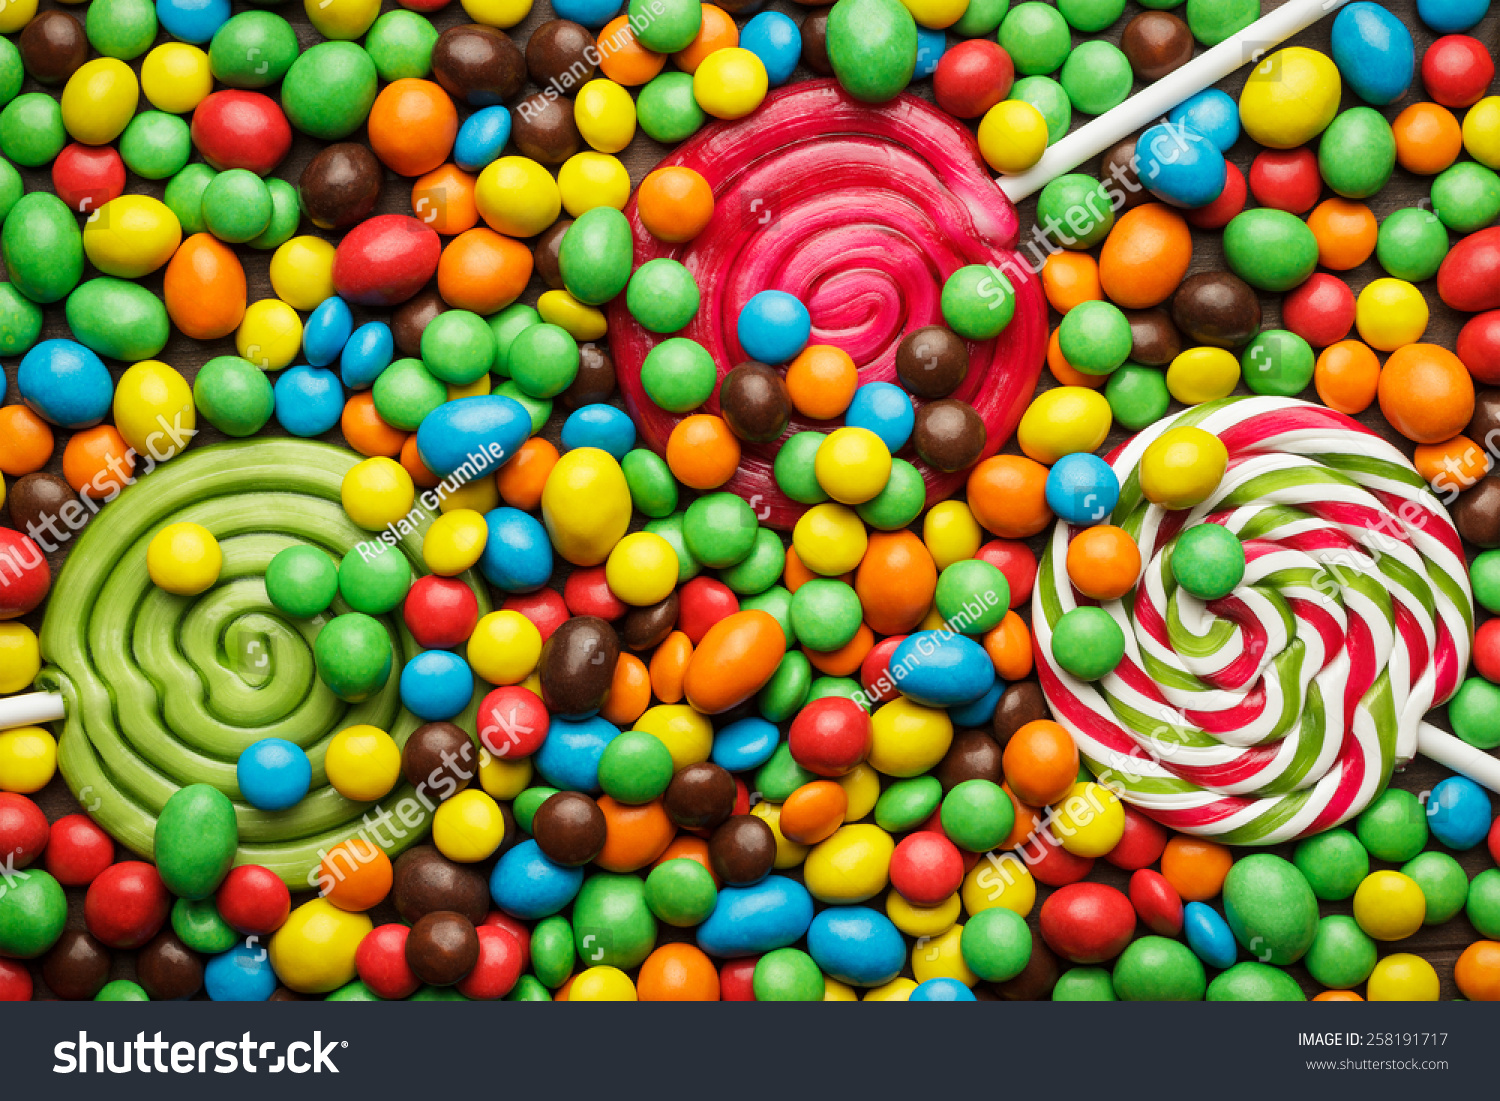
[1099, 203, 1192, 309]
[318, 839, 393, 912]
[1047, 325, 1107, 388]
[595, 796, 676, 872]
[1159, 835, 1233, 901]
[637, 943, 721, 1001]
[999, 783, 1041, 850]
[412, 163, 479, 236]
[1414, 435, 1491, 494]
[367, 79, 458, 177]
[637, 166, 715, 243]
[496, 436, 558, 510]
[1313, 990, 1364, 1001]
[1377, 343, 1475, 444]
[1454, 940, 1500, 1001]
[1001, 720, 1079, 807]
[779, 780, 848, 844]
[1391, 102, 1463, 175]
[162, 233, 246, 340]
[666, 413, 740, 489]
[600, 651, 651, 727]
[400, 434, 441, 488]
[649, 630, 694, 704]
[784, 345, 858, 419]
[0, 406, 55, 475]
[1066, 525, 1141, 601]
[652, 834, 716, 882]
[1314, 339, 1381, 415]
[854, 531, 937, 636]
[62, 425, 133, 498]
[342, 392, 408, 457]
[683, 609, 787, 714]
[1042, 251, 1103, 314]
[672, 5, 738, 73]
[983, 611, 1033, 680]
[967, 455, 1052, 539]
[438, 226, 532, 314]
[805, 621, 874, 676]
[1306, 199, 1377, 270]
[597, 16, 666, 85]
[782, 546, 851, 594]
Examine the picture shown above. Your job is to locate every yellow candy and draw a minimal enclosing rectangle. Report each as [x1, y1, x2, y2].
[269, 236, 339, 311]
[692, 47, 768, 120]
[918, 605, 947, 632]
[815, 426, 892, 505]
[0, 726, 56, 793]
[439, 475, 501, 515]
[537, 290, 608, 341]
[792, 502, 868, 576]
[887, 891, 961, 938]
[61, 59, 139, 145]
[751, 801, 810, 869]
[478, 748, 533, 800]
[1017, 386, 1112, 464]
[1139, 425, 1228, 510]
[558, 151, 631, 216]
[0, 0, 37, 33]
[1166, 346, 1240, 404]
[1355, 278, 1428, 351]
[423, 508, 489, 575]
[574, 79, 636, 154]
[803, 824, 894, 903]
[837, 761, 881, 822]
[342, 457, 415, 531]
[477, 156, 562, 238]
[910, 923, 978, 987]
[113, 360, 195, 462]
[0, 623, 41, 694]
[921, 500, 981, 570]
[961, 851, 1036, 918]
[466, 609, 542, 685]
[1463, 97, 1500, 170]
[82, 195, 182, 278]
[898, 0, 967, 27]
[268, 898, 373, 994]
[978, 101, 1050, 174]
[863, 977, 917, 1001]
[633, 704, 713, 769]
[147, 521, 222, 595]
[567, 965, 636, 1001]
[1366, 952, 1439, 1001]
[460, 0, 532, 26]
[140, 43, 212, 114]
[1238, 47, 1341, 149]
[605, 531, 679, 605]
[868, 697, 952, 777]
[236, 298, 303, 371]
[305, 0, 380, 40]
[1352, 870, 1427, 941]
[1051, 781, 1125, 857]
[325, 725, 402, 802]
[449, 375, 493, 401]
[432, 789, 507, 862]
[824, 977, 859, 1001]
[541, 447, 631, 566]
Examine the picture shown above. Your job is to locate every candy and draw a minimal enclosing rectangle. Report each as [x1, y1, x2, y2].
[1330, 1, 1415, 104]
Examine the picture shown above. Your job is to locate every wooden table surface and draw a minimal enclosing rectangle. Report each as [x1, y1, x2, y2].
[4, 0, 1496, 999]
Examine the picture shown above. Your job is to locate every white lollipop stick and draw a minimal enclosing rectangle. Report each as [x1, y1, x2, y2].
[998, 0, 1350, 201]
[1418, 723, 1500, 794]
[0, 691, 65, 731]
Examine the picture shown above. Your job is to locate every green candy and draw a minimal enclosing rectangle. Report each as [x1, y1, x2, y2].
[193, 355, 275, 437]
[999, 2, 1072, 75]
[856, 458, 926, 530]
[0, 868, 66, 958]
[0, 282, 43, 356]
[805, 676, 866, 709]
[1376, 207, 1449, 282]
[1009, 76, 1072, 144]
[953, 0, 1010, 34]
[171, 897, 240, 954]
[1169, 523, 1245, 600]
[683, 492, 758, 567]
[641, 336, 717, 412]
[409, 985, 467, 1001]
[1356, 788, 1428, 861]
[1450, 676, 1500, 748]
[1468, 868, 1500, 938]
[421, 310, 496, 385]
[365, 10, 437, 80]
[1050, 606, 1124, 680]
[754, 947, 824, 1001]
[1104, 365, 1169, 430]
[1059, 41, 1132, 115]
[0, 158, 20, 223]
[597, 729, 674, 804]
[509, 324, 579, 399]
[1292, 827, 1368, 901]
[643, 513, 701, 583]
[1318, 107, 1395, 199]
[935, 559, 1009, 633]
[789, 579, 863, 651]
[210, 11, 299, 86]
[1058, 298, 1130, 370]
[719, 527, 785, 595]
[1058, 0, 1124, 30]
[755, 740, 816, 802]
[281, 42, 378, 140]
[1186, 0, 1260, 44]
[202, 169, 273, 243]
[1053, 967, 1117, 1000]
[512, 786, 559, 834]
[87, 0, 159, 60]
[645, 858, 718, 926]
[496, 378, 553, 433]
[942, 264, 1015, 340]
[0, 39, 17, 107]
[757, 647, 812, 722]
[559, 206, 633, 306]
[941, 779, 1015, 853]
[1206, 961, 1304, 1001]
[1304, 914, 1377, 989]
[507, 975, 552, 1001]
[163, 164, 216, 235]
[630, 0, 702, 51]
[119, 111, 191, 179]
[247, 178, 300, 249]
[531, 915, 575, 988]
[774, 431, 830, 505]
[487, 302, 540, 377]
[1112, 936, 1206, 1000]
[0, 93, 64, 167]
[571, 873, 657, 970]
[3, 192, 81, 305]
[1222, 854, 1318, 965]
[1471, 549, 1500, 613]
[326, 979, 381, 1001]
[265, 545, 340, 618]
[1222, 209, 1318, 292]
[875, 776, 942, 832]
[743, 586, 795, 648]
[155, 784, 238, 899]
[1241, 328, 1314, 397]
[96, 980, 151, 1001]
[621, 448, 679, 518]
[627, 258, 699, 333]
[313, 612, 393, 701]
[827, 0, 918, 103]
[636, 72, 706, 143]
[1402, 851, 1468, 925]
[1038, 174, 1115, 250]
[338, 542, 411, 615]
[1431, 161, 1500, 233]
[65, 278, 170, 361]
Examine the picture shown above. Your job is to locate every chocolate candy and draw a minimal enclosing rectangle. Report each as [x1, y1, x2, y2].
[534, 219, 572, 290]
[40, 930, 111, 1000]
[996, 939, 1060, 1000]
[719, 361, 792, 442]
[405, 911, 480, 986]
[709, 814, 777, 885]
[538, 615, 620, 715]
[391, 844, 489, 925]
[1121, 11, 1194, 82]
[532, 791, 607, 866]
[511, 93, 582, 165]
[269, 987, 306, 1001]
[1466, 387, 1500, 450]
[1171, 271, 1262, 349]
[1100, 138, 1148, 212]
[1125, 307, 1183, 366]
[619, 591, 679, 651]
[8, 472, 77, 538]
[432, 24, 526, 106]
[137, 930, 203, 1001]
[993, 681, 1049, 745]
[299, 143, 382, 231]
[526, 20, 597, 91]
[19, 11, 88, 85]
[392, 286, 448, 358]
[897, 326, 969, 398]
[664, 762, 737, 829]
[913, 398, 985, 472]
[560, 343, 616, 410]
[401, 721, 476, 795]
[935, 729, 1004, 791]
[1454, 476, 1500, 548]
[801, 11, 833, 76]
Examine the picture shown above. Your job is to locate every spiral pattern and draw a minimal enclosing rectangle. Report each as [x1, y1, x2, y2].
[1034, 398, 1474, 844]
[609, 80, 1048, 529]
[40, 439, 491, 886]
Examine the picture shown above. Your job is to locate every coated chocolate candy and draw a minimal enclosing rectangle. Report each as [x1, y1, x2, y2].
[298, 143, 382, 230]
[432, 24, 526, 106]
[1125, 307, 1183, 366]
[392, 286, 448, 358]
[534, 219, 572, 290]
[532, 790, 607, 866]
[913, 398, 985, 472]
[391, 844, 489, 925]
[538, 615, 620, 715]
[404, 911, 480, 986]
[896, 326, 969, 398]
[620, 591, 679, 651]
[526, 20, 597, 91]
[720, 361, 792, 442]
[19, 11, 88, 85]
[1454, 476, 1500, 548]
[560, 343, 616, 409]
[1100, 138, 1148, 212]
[993, 681, 1049, 745]
[8, 472, 78, 538]
[709, 814, 777, 885]
[511, 93, 582, 165]
[934, 729, 1004, 791]
[801, 11, 832, 76]
[40, 930, 111, 1000]
[137, 930, 203, 1001]
[1171, 271, 1262, 349]
[663, 761, 737, 829]
[402, 721, 476, 795]
[1121, 11, 1194, 82]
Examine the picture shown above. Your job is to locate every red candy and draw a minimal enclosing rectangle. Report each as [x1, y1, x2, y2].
[1281, 272, 1356, 348]
[1248, 147, 1321, 214]
[502, 588, 570, 641]
[456, 924, 523, 1000]
[787, 697, 872, 777]
[333, 214, 442, 306]
[1473, 618, 1500, 683]
[1458, 311, 1500, 383]
[477, 685, 550, 758]
[1184, 162, 1246, 230]
[403, 575, 480, 649]
[1025, 830, 1095, 886]
[189, 90, 293, 175]
[933, 40, 1014, 119]
[1128, 868, 1184, 936]
[1103, 803, 1169, 870]
[51, 144, 125, 214]
[677, 577, 739, 644]
[0, 529, 50, 620]
[357, 923, 421, 1000]
[890, 831, 965, 905]
[84, 861, 171, 949]
[0, 793, 48, 869]
[1422, 35, 1495, 108]
[1439, 227, 1500, 313]
[719, 956, 758, 1000]
[1038, 882, 1137, 964]
[44, 813, 114, 885]
[1490, 814, 1500, 866]
[859, 634, 906, 706]
[0, 958, 32, 1001]
[564, 565, 628, 620]
[975, 540, 1036, 609]
[216, 864, 292, 935]
[481, 910, 532, 971]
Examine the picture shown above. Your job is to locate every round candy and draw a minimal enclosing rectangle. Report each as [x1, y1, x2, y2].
[236, 738, 312, 811]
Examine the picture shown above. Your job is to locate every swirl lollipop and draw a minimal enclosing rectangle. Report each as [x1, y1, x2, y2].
[1034, 397, 1487, 844]
[609, 80, 1048, 529]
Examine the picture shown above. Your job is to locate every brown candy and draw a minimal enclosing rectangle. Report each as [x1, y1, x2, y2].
[1171, 271, 1262, 349]
[402, 721, 476, 796]
[137, 930, 203, 1001]
[1466, 387, 1500, 451]
[298, 143, 382, 230]
[539, 615, 620, 715]
[8, 472, 78, 539]
[801, 11, 832, 75]
[1125, 307, 1183, 366]
[41, 930, 111, 1001]
[511, 93, 582, 165]
[995, 939, 1060, 1000]
[934, 729, 1004, 791]
[392, 286, 448, 358]
[391, 845, 489, 925]
[432, 24, 526, 105]
[719, 362, 791, 442]
[405, 911, 479, 986]
[663, 762, 736, 829]
[709, 814, 777, 885]
[619, 591, 679, 651]
[1453, 476, 1500, 548]
[897, 326, 969, 398]
[526, 20, 597, 91]
[19, 11, 88, 85]
[913, 398, 985, 472]
[534, 219, 572, 289]
[561, 343, 616, 409]
[532, 791, 607, 866]
[1099, 138, 1148, 213]
[993, 681, 1049, 745]
[1120, 11, 1194, 82]
[269, 986, 306, 1001]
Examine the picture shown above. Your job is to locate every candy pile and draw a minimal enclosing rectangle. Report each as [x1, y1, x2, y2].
[3, 0, 1500, 1005]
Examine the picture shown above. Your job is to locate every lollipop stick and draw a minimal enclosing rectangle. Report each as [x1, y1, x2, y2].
[0, 691, 65, 732]
[1418, 723, 1500, 794]
[997, 0, 1351, 201]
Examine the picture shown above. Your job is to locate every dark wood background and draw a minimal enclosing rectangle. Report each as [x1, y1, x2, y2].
[4, 0, 1497, 999]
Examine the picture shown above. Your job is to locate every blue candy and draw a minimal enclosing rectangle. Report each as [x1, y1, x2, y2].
[204, 944, 278, 1002]
[273, 366, 344, 437]
[696, 876, 814, 957]
[1045, 452, 1120, 524]
[490, 840, 585, 919]
[533, 715, 620, 789]
[399, 649, 475, 721]
[948, 680, 1005, 727]
[740, 12, 800, 86]
[561, 403, 636, 458]
[1426, 775, 1492, 850]
[1136, 122, 1228, 208]
[17, 339, 113, 428]
[910, 977, 977, 1001]
[480, 506, 553, 592]
[303, 296, 353, 367]
[1330, 2, 1415, 105]
[890, 631, 996, 707]
[341, 322, 395, 389]
[1183, 901, 1238, 969]
[807, 906, 905, 986]
[914, 26, 947, 79]
[550, 0, 622, 28]
[845, 381, 915, 453]
[156, 0, 230, 43]
[454, 106, 513, 172]
[1168, 89, 1240, 153]
[236, 738, 312, 812]
[737, 290, 810, 364]
[712, 717, 781, 773]
[1416, 0, 1487, 34]
[416, 394, 531, 478]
